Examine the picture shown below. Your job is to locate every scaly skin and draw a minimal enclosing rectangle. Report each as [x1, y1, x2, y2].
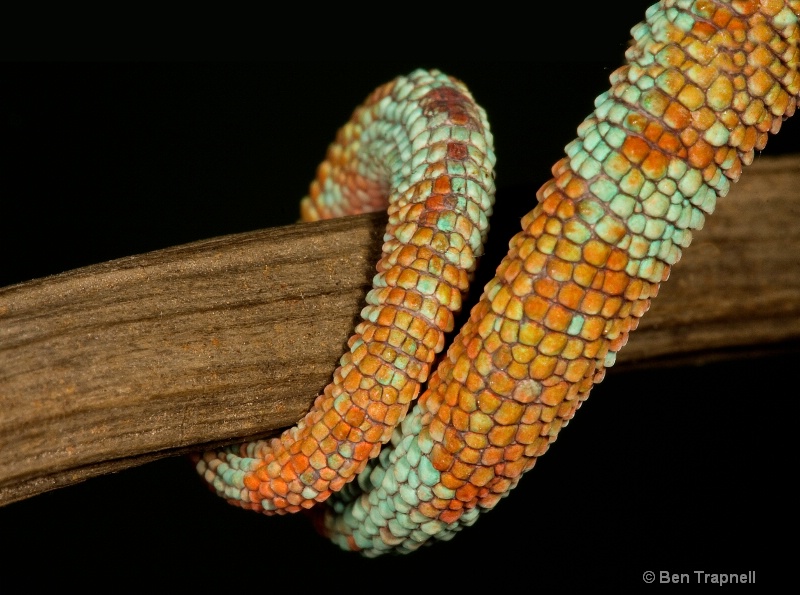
[195, 70, 497, 513]
[198, 0, 799, 553]
[318, 0, 800, 555]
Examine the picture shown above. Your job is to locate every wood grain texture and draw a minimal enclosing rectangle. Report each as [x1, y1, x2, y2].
[1, 153, 799, 506]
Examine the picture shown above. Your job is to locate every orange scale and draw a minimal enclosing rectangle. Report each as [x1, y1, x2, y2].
[540, 381, 568, 406]
[442, 424, 465, 454]
[416, 501, 439, 519]
[433, 305, 454, 332]
[544, 304, 572, 332]
[366, 400, 388, 422]
[506, 361, 528, 380]
[680, 126, 700, 147]
[523, 251, 548, 276]
[502, 258, 524, 284]
[563, 338, 586, 360]
[545, 217, 563, 236]
[450, 459, 475, 481]
[410, 225, 435, 247]
[606, 249, 629, 271]
[360, 353, 385, 377]
[688, 139, 716, 168]
[433, 175, 453, 195]
[518, 322, 546, 347]
[458, 446, 482, 465]
[715, 146, 738, 169]
[353, 441, 375, 462]
[453, 215, 476, 239]
[573, 262, 598, 288]
[289, 453, 310, 475]
[748, 21, 776, 44]
[299, 436, 320, 458]
[564, 358, 592, 383]
[748, 69, 775, 97]
[464, 430, 491, 450]
[641, 149, 670, 179]
[711, 4, 734, 28]
[405, 356, 427, 380]
[328, 475, 348, 493]
[523, 294, 551, 321]
[580, 316, 606, 341]
[624, 278, 644, 300]
[590, 270, 605, 290]
[437, 263, 462, 288]
[310, 419, 331, 442]
[719, 108, 741, 129]
[748, 45, 774, 69]
[430, 443, 455, 472]
[407, 316, 429, 340]
[429, 231, 451, 254]
[385, 287, 408, 306]
[308, 449, 328, 471]
[384, 403, 407, 425]
[501, 457, 529, 479]
[601, 271, 631, 296]
[382, 266, 403, 287]
[564, 178, 587, 200]
[547, 257, 574, 282]
[344, 406, 366, 428]
[450, 408, 470, 432]
[465, 370, 485, 395]
[376, 306, 398, 327]
[754, 130, 769, 149]
[469, 466, 496, 488]
[538, 331, 569, 357]
[534, 277, 559, 299]
[555, 238, 583, 262]
[466, 337, 485, 361]
[557, 283, 585, 310]
[484, 331, 505, 354]
[600, 296, 623, 318]
[404, 202, 427, 222]
[622, 136, 650, 164]
[642, 119, 665, 143]
[491, 284, 514, 312]
[409, 257, 430, 274]
[499, 318, 519, 344]
[541, 193, 565, 216]
[488, 370, 516, 396]
[475, 307, 495, 337]
[424, 160, 447, 178]
[363, 423, 386, 444]
[322, 408, 342, 431]
[770, 89, 792, 117]
[330, 420, 352, 441]
[271, 496, 289, 510]
[556, 199, 576, 220]
[663, 101, 692, 129]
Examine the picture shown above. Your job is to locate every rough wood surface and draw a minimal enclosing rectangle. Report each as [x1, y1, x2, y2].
[1, 154, 799, 506]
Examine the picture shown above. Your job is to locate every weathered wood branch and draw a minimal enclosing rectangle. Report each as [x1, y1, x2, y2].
[1, 154, 799, 506]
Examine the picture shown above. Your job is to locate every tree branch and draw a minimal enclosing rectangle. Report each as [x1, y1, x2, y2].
[2, 154, 799, 506]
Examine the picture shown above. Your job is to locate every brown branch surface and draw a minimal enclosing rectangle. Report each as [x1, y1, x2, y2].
[1, 154, 799, 506]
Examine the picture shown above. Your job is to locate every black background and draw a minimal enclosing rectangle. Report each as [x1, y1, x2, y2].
[1, 3, 796, 591]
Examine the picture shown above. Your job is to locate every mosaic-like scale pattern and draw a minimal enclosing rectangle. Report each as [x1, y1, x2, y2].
[195, 70, 497, 513]
[318, 0, 799, 555]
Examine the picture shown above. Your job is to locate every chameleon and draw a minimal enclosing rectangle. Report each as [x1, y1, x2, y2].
[196, 0, 799, 556]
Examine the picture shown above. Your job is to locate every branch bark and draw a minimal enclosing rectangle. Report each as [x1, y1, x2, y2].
[2, 154, 799, 506]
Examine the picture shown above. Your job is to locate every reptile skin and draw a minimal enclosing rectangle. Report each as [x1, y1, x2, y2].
[198, 0, 800, 555]
[196, 70, 497, 513]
